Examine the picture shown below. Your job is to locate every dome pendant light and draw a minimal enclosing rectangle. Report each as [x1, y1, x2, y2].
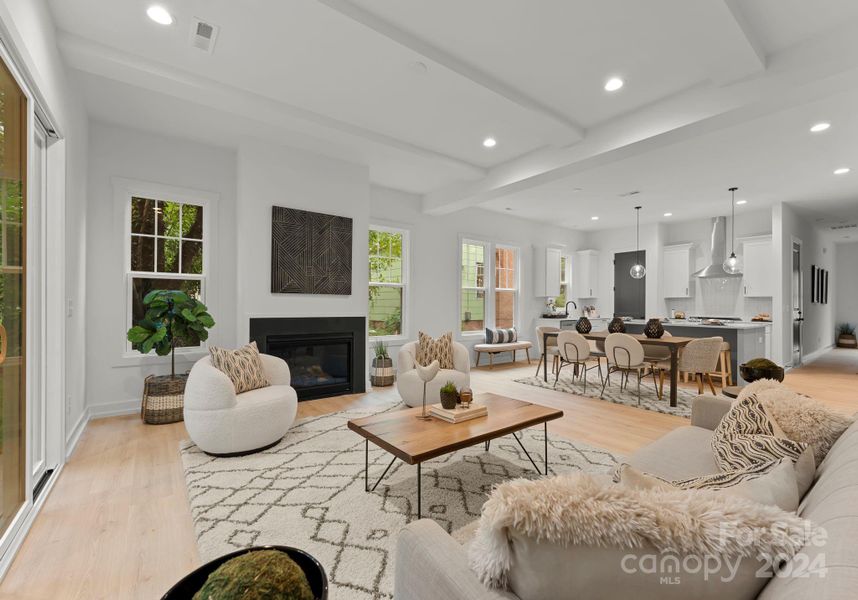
[630, 206, 646, 279]
[722, 187, 742, 275]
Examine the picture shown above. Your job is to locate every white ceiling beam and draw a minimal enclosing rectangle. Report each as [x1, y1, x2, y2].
[422, 22, 858, 215]
[314, 0, 585, 143]
[58, 32, 487, 179]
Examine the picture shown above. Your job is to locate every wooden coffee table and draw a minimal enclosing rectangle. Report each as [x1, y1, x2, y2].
[347, 393, 563, 518]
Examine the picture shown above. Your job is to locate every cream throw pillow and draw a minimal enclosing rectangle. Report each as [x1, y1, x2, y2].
[415, 331, 454, 369]
[209, 341, 270, 394]
[614, 460, 800, 512]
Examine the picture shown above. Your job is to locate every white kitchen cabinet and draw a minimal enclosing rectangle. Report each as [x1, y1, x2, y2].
[574, 250, 599, 298]
[533, 245, 563, 297]
[662, 243, 693, 298]
[741, 236, 773, 297]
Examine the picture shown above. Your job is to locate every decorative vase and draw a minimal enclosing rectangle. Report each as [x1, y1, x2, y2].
[440, 390, 458, 409]
[575, 317, 592, 334]
[369, 356, 394, 387]
[644, 318, 664, 338]
[608, 317, 626, 333]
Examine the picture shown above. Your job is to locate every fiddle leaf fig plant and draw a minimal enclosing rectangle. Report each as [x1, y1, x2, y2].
[126, 289, 215, 377]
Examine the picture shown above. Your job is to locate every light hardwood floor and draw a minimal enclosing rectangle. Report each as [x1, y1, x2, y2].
[1, 349, 855, 599]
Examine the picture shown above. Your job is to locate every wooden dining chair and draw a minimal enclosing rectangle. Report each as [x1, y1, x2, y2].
[534, 326, 560, 376]
[655, 337, 723, 396]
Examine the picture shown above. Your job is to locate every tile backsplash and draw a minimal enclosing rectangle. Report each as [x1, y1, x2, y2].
[665, 278, 772, 320]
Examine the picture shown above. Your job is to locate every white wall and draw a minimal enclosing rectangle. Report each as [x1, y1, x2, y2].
[235, 140, 370, 340]
[370, 186, 583, 365]
[0, 0, 89, 449]
[85, 122, 237, 415]
[834, 242, 858, 328]
[773, 202, 836, 366]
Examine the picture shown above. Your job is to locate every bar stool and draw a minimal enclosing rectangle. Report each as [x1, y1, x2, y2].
[709, 341, 733, 388]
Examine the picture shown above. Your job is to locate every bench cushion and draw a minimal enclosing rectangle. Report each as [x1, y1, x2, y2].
[474, 341, 532, 352]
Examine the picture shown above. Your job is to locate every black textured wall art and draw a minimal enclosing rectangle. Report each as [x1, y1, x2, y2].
[271, 206, 352, 295]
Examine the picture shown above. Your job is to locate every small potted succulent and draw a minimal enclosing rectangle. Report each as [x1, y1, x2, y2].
[439, 381, 459, 409]
[370, 341, 394, 386]
[739, 357, 785, 383]
[836, 323, 857, 349]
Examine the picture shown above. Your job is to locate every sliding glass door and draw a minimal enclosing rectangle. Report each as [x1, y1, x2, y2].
[0, 53, 27, 538]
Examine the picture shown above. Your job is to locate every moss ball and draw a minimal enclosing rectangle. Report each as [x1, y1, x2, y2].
[193, 549, 314, 600]
[744, 357, 778, 369]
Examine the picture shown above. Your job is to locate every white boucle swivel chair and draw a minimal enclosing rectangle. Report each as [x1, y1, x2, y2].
[184, 353, 298, 455]
[396, 341, 470, 407]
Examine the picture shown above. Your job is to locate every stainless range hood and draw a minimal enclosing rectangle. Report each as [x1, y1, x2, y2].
[693, 216, 742, 278]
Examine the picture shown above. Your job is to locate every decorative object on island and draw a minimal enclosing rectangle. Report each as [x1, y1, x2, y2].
[439, 380, 459, 409]
[608, 317, 626, 333]
[271, 206, 353, 295]
[629, 206, 646, 279]
[739, 358, 785, 383]
[643, 318, 665, 338]
[162, 546, 327, 600]
[836, 323, 857, 348]
[370, 341, 394, 387]
[672, 309, 686, 319]
[127, 289, 215, 425]
[722, 187, 742, 275]
[575, 316, 592, 334]
[415, 360, 440, 420]
[458, 386, 473, 408]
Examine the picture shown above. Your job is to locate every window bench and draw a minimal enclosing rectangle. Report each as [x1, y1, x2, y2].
[474, 341, 533, 369]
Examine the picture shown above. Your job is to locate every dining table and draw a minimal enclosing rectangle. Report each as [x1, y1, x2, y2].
[542, 330, 695, 407]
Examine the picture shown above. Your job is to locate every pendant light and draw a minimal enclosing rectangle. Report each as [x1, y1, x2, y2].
[722, 187, 742, 275]
[630, 206, 646, 279]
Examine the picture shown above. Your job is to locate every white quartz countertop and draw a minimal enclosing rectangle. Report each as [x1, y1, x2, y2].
[624, 319, 771, 330]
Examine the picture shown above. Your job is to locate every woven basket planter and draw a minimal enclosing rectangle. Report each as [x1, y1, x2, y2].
[370, 357, 394, 387]
[141, 374, 188, 425]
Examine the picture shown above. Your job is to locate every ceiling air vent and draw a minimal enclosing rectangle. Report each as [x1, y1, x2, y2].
[189, 17, 219, 54]
[619, 190, 641, 198]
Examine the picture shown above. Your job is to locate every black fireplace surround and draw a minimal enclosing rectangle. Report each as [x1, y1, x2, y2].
[250, 317, 366, 401]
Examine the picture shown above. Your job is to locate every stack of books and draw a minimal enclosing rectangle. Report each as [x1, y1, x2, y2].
[429, 403, 487, 424]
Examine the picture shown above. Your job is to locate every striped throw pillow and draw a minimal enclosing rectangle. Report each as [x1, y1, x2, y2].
[485, 327, 517, 344]
[209, 341, 270, 394]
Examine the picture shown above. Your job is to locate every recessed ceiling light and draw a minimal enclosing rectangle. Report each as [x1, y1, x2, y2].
[736, 200, 748, 205]
[482, 137, 497, 148]
[663, 212, 673, 217]
[591, 216, 599, 221]
[810, 122, 830, 133]
[147, 5, 173, 25]
[834, 167, 850, 175]
[505, 207, 513, 211]
[604, 77, 624, 92]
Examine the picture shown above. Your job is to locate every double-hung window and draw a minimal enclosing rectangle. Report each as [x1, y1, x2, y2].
[460, 240, 519, 334]
[368, 226, 408, 339]
[127, 195, 206, 349]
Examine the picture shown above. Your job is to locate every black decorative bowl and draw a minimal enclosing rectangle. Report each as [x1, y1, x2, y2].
[739, 364, 785, 383]
[608, 317, 626, 333]
[644, 318, 664, 338]
[161, 546, 328, 600]
[575, 317, 592, 334]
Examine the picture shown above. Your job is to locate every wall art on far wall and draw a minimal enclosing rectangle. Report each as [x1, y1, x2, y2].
[271, 206, 353, 295]
[824, 269, 829, 304]
[811, 264, 816, 303]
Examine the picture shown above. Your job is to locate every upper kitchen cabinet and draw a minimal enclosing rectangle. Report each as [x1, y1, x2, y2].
[574, 250, 599, 298]
[662, 243, 694, 298]
[534, 245, 563, 297]
[741, 235, 773, 297]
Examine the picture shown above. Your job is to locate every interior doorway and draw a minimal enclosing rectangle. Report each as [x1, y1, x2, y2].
[791, 240, 803, 367]
[613, 250, 646, 318]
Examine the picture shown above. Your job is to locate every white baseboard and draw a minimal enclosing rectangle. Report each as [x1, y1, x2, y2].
[88, 399, 140, 419]
[802, 344, 833, 365]
[65, 410, 89, 460]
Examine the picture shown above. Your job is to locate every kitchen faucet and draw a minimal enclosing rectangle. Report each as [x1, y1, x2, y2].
[565, 300, 577, 316]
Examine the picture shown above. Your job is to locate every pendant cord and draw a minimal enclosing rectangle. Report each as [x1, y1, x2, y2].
[729, 187, 737, 255]
[635, 206, 641, 264]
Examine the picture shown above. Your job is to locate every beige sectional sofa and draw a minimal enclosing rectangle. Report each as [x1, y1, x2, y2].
[395, 395, 858, 599]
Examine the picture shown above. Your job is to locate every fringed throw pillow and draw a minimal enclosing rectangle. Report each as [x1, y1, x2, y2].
[209, 341, 270, 394]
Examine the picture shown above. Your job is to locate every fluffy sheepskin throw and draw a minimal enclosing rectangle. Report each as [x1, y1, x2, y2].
[469, 473, 813, 589]
[737, 380, 854, 463]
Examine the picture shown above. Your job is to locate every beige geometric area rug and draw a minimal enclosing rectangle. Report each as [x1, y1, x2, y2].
[180, 401, 620, 600]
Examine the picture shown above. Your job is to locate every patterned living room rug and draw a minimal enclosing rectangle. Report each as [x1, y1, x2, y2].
[179, 400, 620, 600]
[514, 368, 696, 418]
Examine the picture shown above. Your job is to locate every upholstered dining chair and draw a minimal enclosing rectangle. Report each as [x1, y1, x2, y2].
[534, 326, 561, 376]
[601, 333, 650, 404]
[554, 331, 600, 393]
[655, 336, 723, 397]
[643, 330, 671, 399]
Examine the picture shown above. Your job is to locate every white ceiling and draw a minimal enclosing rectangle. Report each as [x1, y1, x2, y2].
[48, 0, 858, 226]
